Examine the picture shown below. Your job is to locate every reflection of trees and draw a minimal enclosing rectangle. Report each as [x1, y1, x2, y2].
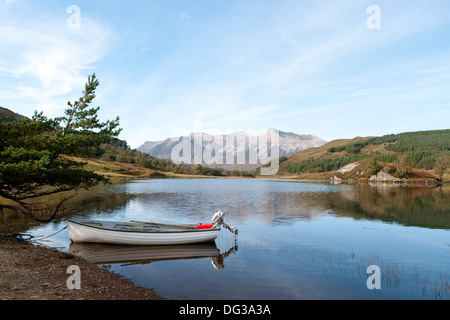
[136, 181, 450, 229]
[329, 184, 450, 229]
[216, 182, 450, 229]
[0, 184, 135, 233]
[4, 180, 448, 233]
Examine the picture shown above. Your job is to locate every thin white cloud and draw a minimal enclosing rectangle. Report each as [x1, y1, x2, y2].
[0, 0, 14, 11]
[180, 13, 191, 20]
[0, 4, 113, 114]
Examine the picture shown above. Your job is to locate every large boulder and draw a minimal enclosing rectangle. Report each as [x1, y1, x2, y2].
[369, 170, 401, 182]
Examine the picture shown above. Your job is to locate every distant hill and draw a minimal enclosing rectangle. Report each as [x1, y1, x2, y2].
[280, 137, 372, 174]
[283, 137, 371, 165]
[327, 129, 450, 169]
[279, 129, 450, 181]
[0, 107, 28, 122]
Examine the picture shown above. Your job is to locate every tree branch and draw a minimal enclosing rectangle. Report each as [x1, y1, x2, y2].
[0, 190, 79, 223]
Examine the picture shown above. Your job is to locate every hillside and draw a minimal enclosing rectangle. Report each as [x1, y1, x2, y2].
[283, 137, 371, 164]
[0, 106, 28, 122]
[73, 156, 168, 180]
[279, 129, 450, 183]
[327, 129, 450, 169]
[280, 137, 372, 174]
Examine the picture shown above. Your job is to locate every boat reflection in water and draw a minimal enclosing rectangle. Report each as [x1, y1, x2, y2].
[69, 242, 237, 270]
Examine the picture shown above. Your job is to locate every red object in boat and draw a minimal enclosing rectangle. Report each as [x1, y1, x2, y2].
[195, 223, 213, 230]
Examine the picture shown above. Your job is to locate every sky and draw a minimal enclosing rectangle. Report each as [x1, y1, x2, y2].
[0, 0, 449, 148]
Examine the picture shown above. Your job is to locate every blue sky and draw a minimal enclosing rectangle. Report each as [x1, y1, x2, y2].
[1, 0, 449, 148]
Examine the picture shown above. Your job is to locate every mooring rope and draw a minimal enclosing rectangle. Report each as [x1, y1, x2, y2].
[26, 225, 68, 242]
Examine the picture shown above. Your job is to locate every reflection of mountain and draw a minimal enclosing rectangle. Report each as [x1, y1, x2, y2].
[129, 181, 333, 226]
[329, 184, 450, 229]
[252, 187, 333, 225]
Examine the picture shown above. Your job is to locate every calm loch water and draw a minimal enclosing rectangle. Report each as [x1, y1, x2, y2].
[18, 178, 450, 300]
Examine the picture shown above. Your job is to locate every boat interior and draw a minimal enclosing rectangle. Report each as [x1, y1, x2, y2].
[70, 220, 217, 233]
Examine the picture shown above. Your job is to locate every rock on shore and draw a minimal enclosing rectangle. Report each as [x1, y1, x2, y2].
[330, 161, 440, 185]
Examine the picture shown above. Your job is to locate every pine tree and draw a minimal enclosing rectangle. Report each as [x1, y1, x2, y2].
[0, 74, 121, 222]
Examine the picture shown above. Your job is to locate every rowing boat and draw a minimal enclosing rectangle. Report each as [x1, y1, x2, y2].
[68, 211, 236, 246]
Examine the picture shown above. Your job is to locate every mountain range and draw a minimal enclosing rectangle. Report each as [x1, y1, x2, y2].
[137, 129, 327, 171]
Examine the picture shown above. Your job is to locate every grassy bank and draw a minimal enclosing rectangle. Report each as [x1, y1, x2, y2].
[79, 157, 257, 181]
[77, 155, 449, 183]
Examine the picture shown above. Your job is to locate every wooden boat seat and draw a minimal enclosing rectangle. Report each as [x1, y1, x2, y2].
[115, 224, 142, 231]
[143, 225, 160, 231]
[85, 222, 103, 227]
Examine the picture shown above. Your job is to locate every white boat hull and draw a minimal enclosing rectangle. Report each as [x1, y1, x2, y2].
[68, 220, 220, 246]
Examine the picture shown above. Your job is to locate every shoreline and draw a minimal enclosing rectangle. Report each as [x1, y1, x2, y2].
[0, 234, 165, 300]
[88, 156, 449, 184]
